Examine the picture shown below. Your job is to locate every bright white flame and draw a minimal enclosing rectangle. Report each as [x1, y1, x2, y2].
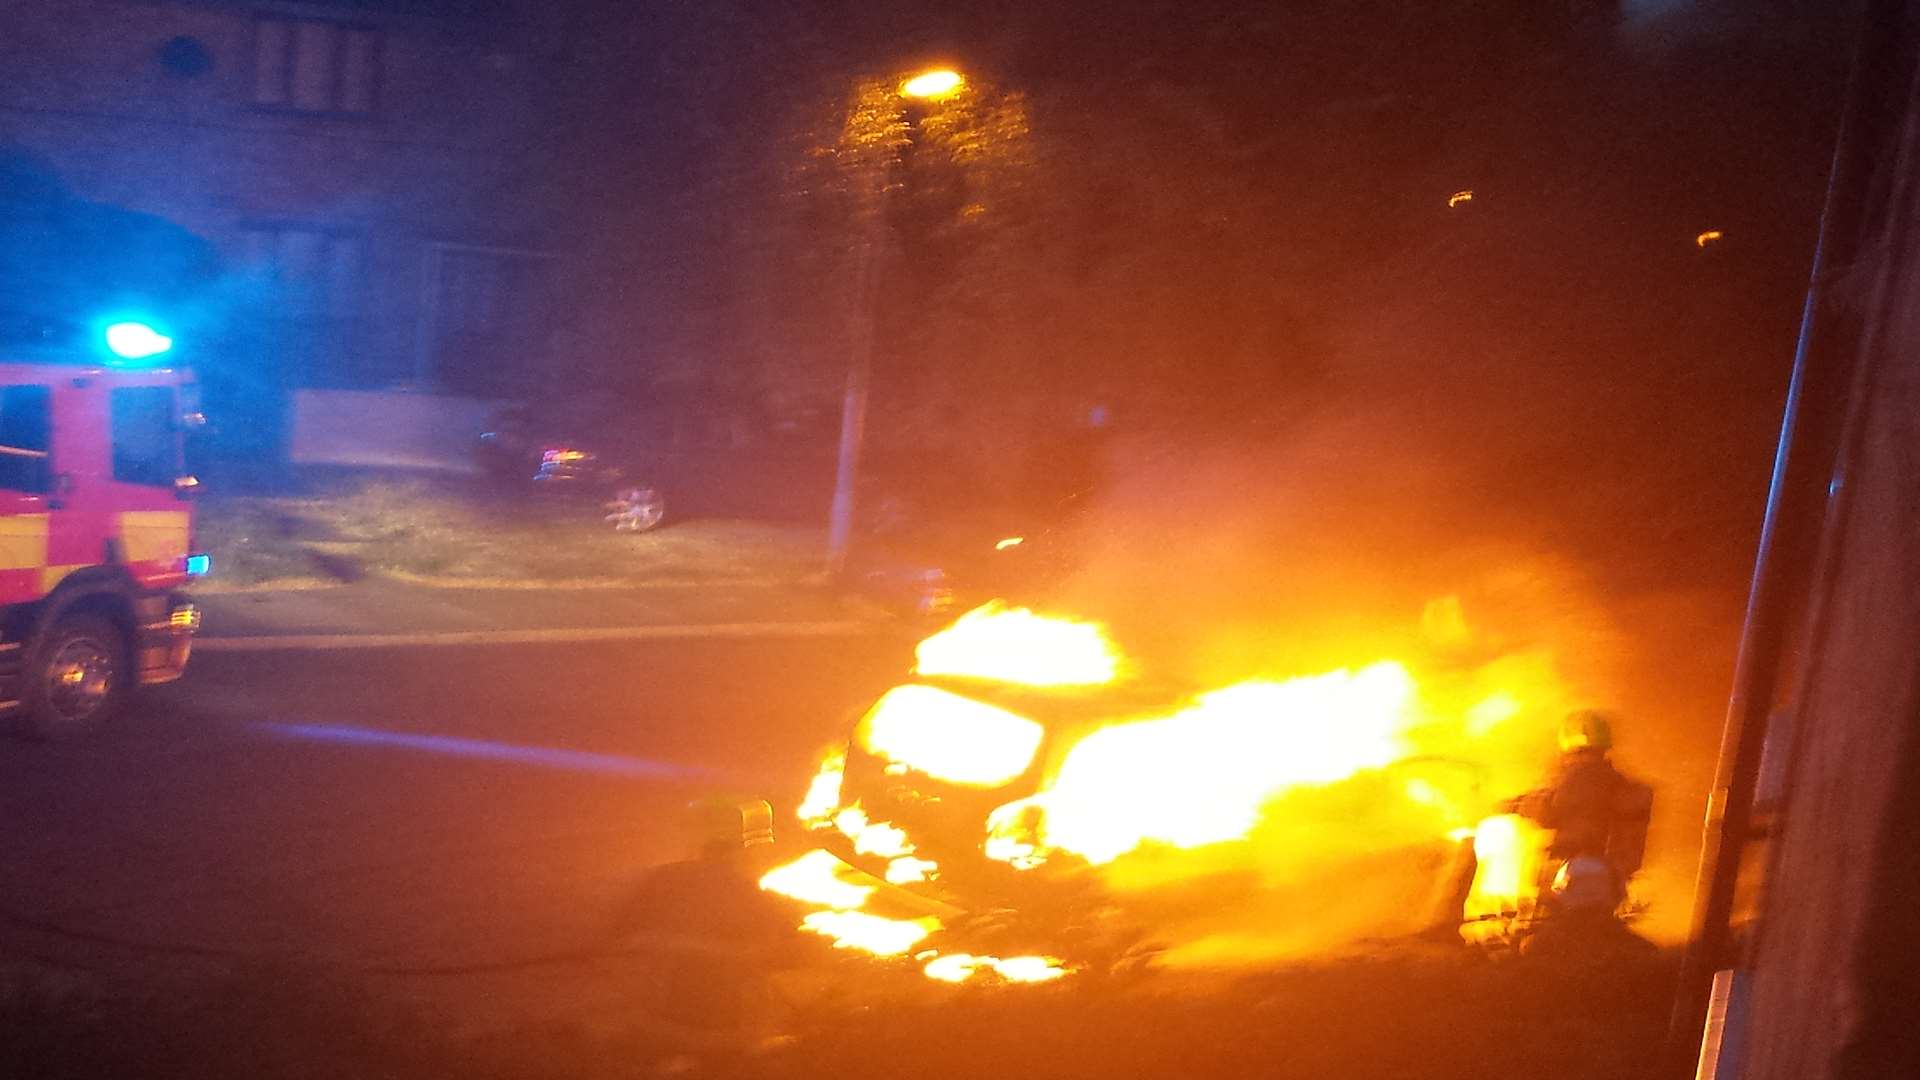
[858, 684, 1044, 787]
[914, 602, 1120, 687]
[885, 855, 939, 885]
[1464, 812, 1548, 921]
[800, 910, 937, 956]
[991, 956, 1070, 983]
[923, 953, 986, 983]
[833, 806, 916, 859]
[923, 952, 1070, 984]
[758, 849, 873, 910]
[992, 662, 1418, 865]
[984, 798, 1049, 869]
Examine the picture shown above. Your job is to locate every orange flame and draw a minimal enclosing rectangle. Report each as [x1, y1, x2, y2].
[770, 592, 1600, 974]
[990, 662, 1418, 866]
[1463, 812, 1548, 921]
[832, 806, 915, 859]
[913, 602, 1119, 687]
[796, 746, 846, 827]
[760, 847, 1063, 981]
[758, 849, 873, 910]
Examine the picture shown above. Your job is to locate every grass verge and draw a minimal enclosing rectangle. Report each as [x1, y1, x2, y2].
[194, 475, 824, 589]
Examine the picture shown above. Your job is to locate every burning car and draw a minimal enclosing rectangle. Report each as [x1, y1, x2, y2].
[759, 601, 1565, 984]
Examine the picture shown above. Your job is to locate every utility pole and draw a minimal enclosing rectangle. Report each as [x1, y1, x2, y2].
[824, 215, 884, 575]
[824, 69, 967, 575]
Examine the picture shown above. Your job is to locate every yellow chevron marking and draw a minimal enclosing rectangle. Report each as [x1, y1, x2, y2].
[0, 513, 48, 571]
[40, 564, 86, 593]
[118, 510, 189, 565]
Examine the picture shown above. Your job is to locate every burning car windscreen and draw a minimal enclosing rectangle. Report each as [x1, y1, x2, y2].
[855, 684, 1045, 788]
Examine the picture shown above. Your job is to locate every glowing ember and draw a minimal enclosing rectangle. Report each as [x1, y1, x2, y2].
[914, 602, 1120, 687]
[758, 849, 872, 910]
[796, 746, 846, 826]
[800, 910, 938, 956]
[992, 662, 1418, 865]
[858, 684, 1045, 788]
[923, 953, 1070, 984]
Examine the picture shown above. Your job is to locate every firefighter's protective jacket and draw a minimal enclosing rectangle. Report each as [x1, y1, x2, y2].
[1512, 749, 1654, 877]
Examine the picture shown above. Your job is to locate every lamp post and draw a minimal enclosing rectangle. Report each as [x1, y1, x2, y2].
[824, 68, 965, 575]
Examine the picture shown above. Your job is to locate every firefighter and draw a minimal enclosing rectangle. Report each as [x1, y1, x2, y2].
[1500, 710, 1656, 959]
[1427, 710, 1654, 948]
[1506, 710, 1655, 893]
[616, 798, 806, 1070]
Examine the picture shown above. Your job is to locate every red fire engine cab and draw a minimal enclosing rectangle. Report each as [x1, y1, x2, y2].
[0, 320, 204, 739]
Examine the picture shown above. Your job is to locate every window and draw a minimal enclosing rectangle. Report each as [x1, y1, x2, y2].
[111, 387, 179, 488]
[422, 246, 557, 396]
[239, 223, 371, 385]
[0, 385, 51, 493]
[240, 224, 365, 317]
[253, 16, 380, 115]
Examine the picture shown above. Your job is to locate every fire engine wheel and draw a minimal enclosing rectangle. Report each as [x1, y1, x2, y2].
[23, 614, 129, 740]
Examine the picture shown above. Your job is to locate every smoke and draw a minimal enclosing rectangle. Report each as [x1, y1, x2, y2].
[1019, 412, 1742, 957]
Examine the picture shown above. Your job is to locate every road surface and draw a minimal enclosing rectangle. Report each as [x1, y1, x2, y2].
[0, 631, 910, 1031]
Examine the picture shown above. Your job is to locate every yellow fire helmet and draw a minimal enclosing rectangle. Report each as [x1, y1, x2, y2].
[1560, 709, 1617, 753]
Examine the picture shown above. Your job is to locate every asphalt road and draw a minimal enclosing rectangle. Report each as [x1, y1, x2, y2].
[0, 632, 911, 1032]
[0, 626, 1693, 1079]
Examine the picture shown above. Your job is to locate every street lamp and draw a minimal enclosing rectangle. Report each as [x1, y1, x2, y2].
[825, 67, 967, 575]
[900, 69, 964, 101]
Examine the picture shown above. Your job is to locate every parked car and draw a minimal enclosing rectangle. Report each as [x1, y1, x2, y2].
[474, 397, 666, 531]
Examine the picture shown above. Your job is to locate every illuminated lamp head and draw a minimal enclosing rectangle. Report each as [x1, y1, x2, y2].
[901, 69, 964, 100]
[103, 321, 174, 362]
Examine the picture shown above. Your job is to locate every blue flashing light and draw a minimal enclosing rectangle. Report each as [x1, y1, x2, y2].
[185, 553, 211, 576]
[104, 321, 173, 361]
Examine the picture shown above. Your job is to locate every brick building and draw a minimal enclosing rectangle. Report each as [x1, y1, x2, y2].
[0, 0, 569, 410]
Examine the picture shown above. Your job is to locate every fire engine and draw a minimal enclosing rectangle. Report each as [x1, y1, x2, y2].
[0, 316, 205, 739]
